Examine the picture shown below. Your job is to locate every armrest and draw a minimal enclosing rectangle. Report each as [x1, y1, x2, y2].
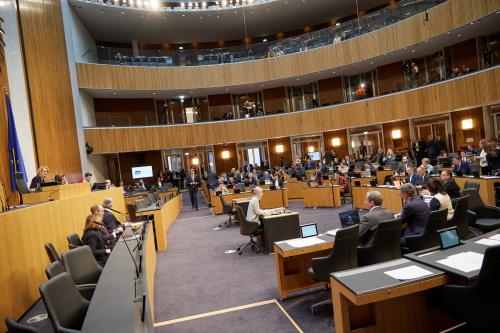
[466, 210, 477, 227]
[482, 206, 500, 219]
[76, 284, 96, 301]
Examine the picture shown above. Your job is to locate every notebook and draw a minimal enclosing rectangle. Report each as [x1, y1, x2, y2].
[339, 210, 360, 229]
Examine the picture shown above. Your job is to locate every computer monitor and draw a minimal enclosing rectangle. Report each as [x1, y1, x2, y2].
[40, 182, 58, 188]
[270, 186, 276, 190]
[339, 210, 360, 229]
[441, 161, 451, 167]
[378, 166, 384, 171]
[259, 181, 266, 185]
[354, 181, 361, 187]
[234, 189, 241, 194]
[91, 182, 107, 191]
[370, 180, 377, 187]
[300, 223, 318, 238]
[473, 171, 480, 178]
[215, 191, 222, 196]
[438, 227, 461, 250]
[455, 170, 463, 177]
[227, 184, 234, 189]
[322, 175, 329, 180]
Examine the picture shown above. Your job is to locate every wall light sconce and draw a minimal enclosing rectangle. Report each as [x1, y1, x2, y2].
[462, 119, 473, 130]
[392, 130, 401, 139]
[222, 151, 230, 159]
[192, 158, 199, 164]
[332, 138, 340, 146]
[276, 145, 284, 153]
[308, 146, 314, 153]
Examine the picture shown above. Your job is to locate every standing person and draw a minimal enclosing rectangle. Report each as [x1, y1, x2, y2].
[411, 62, 419, 88]
[256, 101, 264, 116]
[30, 166, 49, 190]
[435, 136, 445, 154]
[484, 143, 500, 176]
[475, 139, 489, 175]
[280, 156, 287, 168]
[412, 138, 424, 166]
[324, 148, 334, 166]
[186, 169, 199, 211]
[243, 101, 252, 117]
[426, 135, 437, 160]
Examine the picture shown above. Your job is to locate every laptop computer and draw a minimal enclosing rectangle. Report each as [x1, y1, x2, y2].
[438, 227, 461, 250]
[322, 175, 329, 180]
[370, 180, 377, 187]
[300, 223, 318, 238]
[40, 182, 58, 188]
[441, 161, 451, 167]
[473, 171, 480, 178]
[234, 189, 241, 194]
[339, 210, 360, 229]
[354, 173, 362, 178]
[227, 184, 234, 189]
[270, 186, 277, 190]
[215, 191, 222, 196]
[309, 182, 318, 187]
[354, 181, 361, 187]
[378, 166, 384, 171]
[455, 170, 463, 177]
[259, 181, 266, 185]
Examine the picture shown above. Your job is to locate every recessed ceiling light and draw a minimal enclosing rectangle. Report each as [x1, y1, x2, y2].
[121, 11, 124, 14]
[226, 88, 229, 90]
[113, 92, 116, 94]
[370, 62, 373, 64]
[296, 78, 299, 81]
[332, 71, 335, 74]
[153, 93, 156, 94]
[458, 34, 461, 36]
[182, 14, 185, 16]
[412, 50, 415, 52]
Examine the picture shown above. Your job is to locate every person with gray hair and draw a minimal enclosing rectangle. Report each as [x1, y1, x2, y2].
[399, 183, 430, 246]
[358, 191, 395, 248]
[247, 187, 274, 223]
[102, 197, 131, 230]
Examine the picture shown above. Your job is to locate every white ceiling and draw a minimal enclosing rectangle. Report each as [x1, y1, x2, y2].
[69, 0, 390, 44]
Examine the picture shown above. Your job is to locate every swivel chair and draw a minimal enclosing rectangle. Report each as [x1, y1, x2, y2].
[460, 188, 500, 232]
[464, 181, 480, 192]
[14, 172, 30, 205]
[357, 218, 402, 267]
[126, 202, 145, 222]
[235, 206, 264, 255]
[45, 242, 63, 267]
[219, 195, 238, 227]
[308, 225, 359, 314]
[45, 261, 95, 301]
[66, 233, 83, 250]
[61, 246, 103, 285]
[402, 208, 448, 253]
[446, 195, 474, 238]
[5, 317, 38, 333]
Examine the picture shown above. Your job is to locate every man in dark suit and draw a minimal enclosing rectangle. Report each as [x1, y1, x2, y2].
[242, 161, 254, 174]
[260, 171, 273, 183]
[399, 184, 430, 246]
[304, 158, 315, 170]
[415, 166, 432, 189]
[186, 168, 199, 210]
[212, 176, 224, 190]
[138, 179, 151, 191]
[102, 197, 130, 230]
[358, 191, 395, 248]
[440, 170, 461, 200]
[405, 166, 420, 186]
[317, 161, 327, 174]
[452, 155, 472, 175]
[412, 138, 425, 166]
[221, 172, 228, 182]
[426, 135, 437, 159]
[397, 156, 414, 175]
[324, 148, 334, 166]
[235, 170, 246, 183]
[345, 156, 355, 168]
[435, 135, 445, 154]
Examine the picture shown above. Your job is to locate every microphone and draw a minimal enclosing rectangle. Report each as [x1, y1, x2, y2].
[108, 207, 141, 248]
[47, 189, 60, 201]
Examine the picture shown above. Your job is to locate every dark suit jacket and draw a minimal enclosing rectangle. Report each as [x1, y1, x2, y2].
[29, 175, 45, 190]
[103, 210, 125, 230]
[248, 178, 257, 186]
[235, 173, 246, 183]
[358, 206, 395, 248]
[396, 162, 414, 174]
[436, 140, 445, 153]
[416, 173, 432, 189]
[304, 162, 315, 170]
[401, 196, 430, 244]
[82, 229, 109, 267]
[243, 164, 254, 173]
[324, 152, 334, 165]
[405, 173, 420, 186]
[260, 175, 274, 182]
[452, 161, 472, 175]
[444, 179, 461, 200]
[186, 174, 199, 192]
[318, 166, 328, 174]
[272, 178, 284, 188]
[427, 139, 437, 156]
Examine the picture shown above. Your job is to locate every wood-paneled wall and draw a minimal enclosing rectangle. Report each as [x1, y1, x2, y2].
[118, 150, 162, 186]
[450, 107, 485, 150]
[267, 137, 292, 168]
[213, 143, 238, 174]
[84, 67, 500, 153]
[318, 77, 344, 105]
[323, 129, 349, 160]
[94, 98, 156, 126]
[377, 61, 406, 94]
[20, 0, 82, 181]
[444, 38, 479, 71]
[263, 87, 287, 114]
[75, 0, 500, 90]
[207, 93, 232, 120]
[382, 120, 411, 152]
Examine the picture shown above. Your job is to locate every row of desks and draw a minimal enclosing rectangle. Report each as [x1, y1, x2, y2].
[123, 188, 178, 206]
[23, 183, 91, 204]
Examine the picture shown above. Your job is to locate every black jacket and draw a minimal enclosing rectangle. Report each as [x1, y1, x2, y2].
[444, 179, 461, 200]
[82, 229, 109, 267]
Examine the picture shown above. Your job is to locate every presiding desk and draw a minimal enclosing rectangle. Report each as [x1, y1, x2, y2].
[353, 185, 403, 213]
[23, 183, 91, 204]
[81, 222, 155, 332]
[303, 185, 342, 208]
[213, 189, 288, 214]
[136, 195, 182, 252]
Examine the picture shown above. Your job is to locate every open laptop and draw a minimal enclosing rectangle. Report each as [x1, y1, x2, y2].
[270, 186, 277, 190]
[455, 170, 463, 177]
[370, 180, 377, 187]
[354, 180, 361, 187]
[234, 188, 241, 194]
[339, 210, 360, 229]
[473, 171, 480, 178]
[300, 223, 318, 238]
[438, 227, 462, 250]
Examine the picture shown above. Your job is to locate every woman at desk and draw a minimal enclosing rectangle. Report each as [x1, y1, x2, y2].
[426, 178, 454, 219]
[438, 152, 451, 166]
[279, 169, 289, 182]
[312, 172, 324, 186]
[82, 214, 111, 267]
[336, 171, 348, 193]
[273, 173, 284, 189]
[247, 172, 257, 186]
[386, 149, 395, 161]
[216, 182, 229, 195]
[247, 187, 274, 222]
[338, 161, 349, 173]
[227, 177, 237, 188]
[29, 166, 49, 190]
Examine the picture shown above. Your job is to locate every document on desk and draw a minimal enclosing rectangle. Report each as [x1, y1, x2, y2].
[488, 234, 500, 241]
[475, 238, 500, 246]
[384, 265, 434, 280]
[437, 251, 484, 273]
[286, 237, 325, 248]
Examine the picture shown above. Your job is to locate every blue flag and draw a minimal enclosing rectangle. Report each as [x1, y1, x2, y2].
[7, 94, 28, 191]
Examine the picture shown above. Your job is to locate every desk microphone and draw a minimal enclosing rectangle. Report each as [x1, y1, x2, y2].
[47, 189, 60, 201]
[109, 207, 130, 222]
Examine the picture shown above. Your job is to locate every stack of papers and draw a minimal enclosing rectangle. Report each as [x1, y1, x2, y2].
[475, 234, 500, 246]
[286, 237, 325, 248]
[326, 229, 339, 236]
[437, 251, 484, 273]
[384, 265, 434, 280]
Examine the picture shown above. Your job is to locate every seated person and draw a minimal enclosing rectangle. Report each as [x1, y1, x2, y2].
[304, 158, 315, 170]
[438, 152, 451, 166]
[415, 166, 431, 190]
[227, 177, 237, 188]
[82, 214, 111, 267]
[125, 185, 135, 197]
[317, 161, 328, 174]
[337, 161, 349, 174]
[260, 171, 273, 183]
[54, 174, 63, 185]
[272, 172, 284, 189]
[358, 191, 394, 248]
[247, 172, 257, 186]
[399, 183, 430, 247]
[404, 166, 420, 186]
[102, 197, 131, 230]
[61, 175, 69, 185]
[138, 179, 151, 191]
[452, 155, 472, 175]
[30, 166, 49, 190]
[397, 156, 414, 175]
[371, 148, 385, 165]
[312, 171, 324, 186]
[362, 162, 377, 177]
[421, 158, 434, 174]
[212, 176, 224, 189]
[279, 169, 289, 182]
[440, 170, 461, 200]
[426, 178, 454, 219]
[90, 204, 123, 249]
[154, 177, 164, 188]
[235, 170, 246, 183]
[466, 144, 476, 155]
[216, 182, 229, 195]
[345, 155, 355, 168]
[291, 167, 304, 181]
[247, 187, 274, 223]
[336, 171, 348, 194]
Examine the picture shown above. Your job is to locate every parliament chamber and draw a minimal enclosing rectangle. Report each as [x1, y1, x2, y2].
[1, 0, 500, 331]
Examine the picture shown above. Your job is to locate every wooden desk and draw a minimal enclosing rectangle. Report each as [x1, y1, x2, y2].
[377, 169, 396, 184]
[274, 234, 335, 300]
[23, 183, 91, 204]
[261, 212, 300, 254]
[306, 169, 315, 180]
[303, 186, 342, 208]
[453, 176, 500, 206]
[213, 189, 288, 214]
[352, 186, 403, 213]
[349, 176, 375, 188]
[123, 189, 177, 206]
[208, 185, 271, 207]
[285, 180, 334, 200]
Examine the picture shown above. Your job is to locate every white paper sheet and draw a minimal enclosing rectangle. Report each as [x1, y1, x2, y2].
[475, 238, 500, 246]
[488, 234, 500, 241]
[437, 251, 484, 273]
[326, 229, 339, 236]
[286, 237, 325, 248]
[384, 265, 434, 280]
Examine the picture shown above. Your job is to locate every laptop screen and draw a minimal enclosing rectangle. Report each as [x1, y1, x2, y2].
[438, 227, 460, 249]
[300, 223, 318, 238]
[339, 210, 360, 228]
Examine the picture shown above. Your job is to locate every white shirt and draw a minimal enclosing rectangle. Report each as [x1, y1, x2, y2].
[247, 196, 270, 223]
[274, 180, 280, 188]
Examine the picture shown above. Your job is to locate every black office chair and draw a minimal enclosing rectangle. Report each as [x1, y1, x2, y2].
[39, 272, 90, 333]
[45, 242, 63, 267]
[402, 208, 448, 253]
[429, 158, 437, 166]
[446, 195, 475, 238]
[357, 218, 402, 267]
[159, 186, 169, 193]
[5, 317, 38, 333]
[460, 188, 500, 232]
[440, 245, 500, 331]
[61, 245, 103, 285]
[152, 192, 160, 201]
[14, 172, 30, 204]
[235, 206, 264, 255]
[464, 181, 480, 192]
[45, 261, 95, 301]
[390, 161, 399, 170]
[135, 199, 148, 209]
[219, 195, 238, 228]
[66, 233, 83, 250]
[126, 202, 145, 222]
[307, 225, 359, 314]
[383, 174, 393, 185]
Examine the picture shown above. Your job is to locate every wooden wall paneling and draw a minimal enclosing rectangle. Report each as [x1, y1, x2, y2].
[382, 120, 411, 152]
[207, 93, 232, 120]
[20, 0, 82, 181]
[444, 38, 479, 72]
[94, 98, 156, 126]
[267, 137, 293, 168]
[262, 87, 287, 114]
[75, 0, 500, 91]
[118, 150, 163, 186]
[322, 129, 349, 160]
[0, 188, 125, 332]
[213, 143, 238, 174]
[449, 107, 485, 151]
[377, 61, 406, 94]
[317, 76, 344, 105]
